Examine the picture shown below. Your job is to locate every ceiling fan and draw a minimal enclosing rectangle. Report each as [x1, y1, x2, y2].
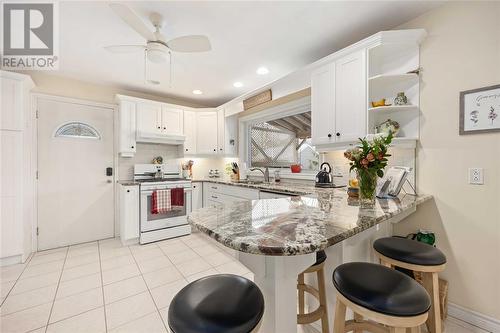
[104, 3, 211, 84]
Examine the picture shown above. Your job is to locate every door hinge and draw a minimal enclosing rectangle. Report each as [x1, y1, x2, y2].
[36, 171, 39, 180]
[36, 110, 39, 119]
[36, 227, 39, 236]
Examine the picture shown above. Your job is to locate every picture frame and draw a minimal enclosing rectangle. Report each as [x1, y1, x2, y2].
[459, 84, 500, 135]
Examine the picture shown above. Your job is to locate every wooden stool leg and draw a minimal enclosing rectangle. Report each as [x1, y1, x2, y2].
[316, 268, 329, 333]
[422, 272, 442, 333]
[380, 258, 392, 268]
[390, 328, 406, 333]
[333, 299, 347, 333]
[410, 326, 421, 333]
[298, 273, 305, 315]
[353, 313, 363, 333]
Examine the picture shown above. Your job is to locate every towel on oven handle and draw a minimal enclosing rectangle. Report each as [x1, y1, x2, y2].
[171, 188, 184, 209]
[151, 189, 172, 214]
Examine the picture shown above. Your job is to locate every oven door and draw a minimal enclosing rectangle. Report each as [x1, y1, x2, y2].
[140, 187, 192, 232]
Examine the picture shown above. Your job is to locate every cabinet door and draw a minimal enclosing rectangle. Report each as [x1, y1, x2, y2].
[119, 185, 139, 244]
[196, 112, 218, 154]
[161, 106, 183, 136]
[224, 115, 238, 156]
[191, 182, 203, 210]
[311, 63, 335, 145]
[118, 100, 136, 156]
[217, 108, 225, 154]
[335, 49, 367, 142]
[136, 102, 162, 136]
[183, 110, 197, 154]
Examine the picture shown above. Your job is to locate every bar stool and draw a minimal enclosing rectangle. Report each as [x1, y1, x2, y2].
[168, 274, 264, 333]
[332, 262, 431, 333]
[297, 250, 329, 333]
[373, 237, 446, 333]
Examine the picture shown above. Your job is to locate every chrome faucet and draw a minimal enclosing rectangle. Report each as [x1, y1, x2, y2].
[250, 167, 270, 182]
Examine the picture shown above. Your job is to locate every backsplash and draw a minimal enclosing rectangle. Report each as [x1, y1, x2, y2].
[322, 147, 416, 189]
[118, 143, 238, 180]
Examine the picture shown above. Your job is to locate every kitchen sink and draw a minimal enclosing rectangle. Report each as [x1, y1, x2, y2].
[234, 179, 269, 185]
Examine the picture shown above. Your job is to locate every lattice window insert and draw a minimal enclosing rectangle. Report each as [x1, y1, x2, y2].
[55, 122, 100, 140]
[250, 122, 297, 168]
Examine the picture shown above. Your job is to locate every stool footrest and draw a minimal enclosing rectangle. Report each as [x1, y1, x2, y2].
[345, 319, 389, 333]
[298, 305, 326, 324]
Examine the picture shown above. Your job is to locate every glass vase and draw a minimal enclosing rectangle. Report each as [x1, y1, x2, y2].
[357, 169, 378, 207]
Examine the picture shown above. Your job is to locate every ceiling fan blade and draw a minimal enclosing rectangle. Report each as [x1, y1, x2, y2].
[104, 45, 145, 53]
[167, 35, 211, 53]
[109, 3, 155, 41]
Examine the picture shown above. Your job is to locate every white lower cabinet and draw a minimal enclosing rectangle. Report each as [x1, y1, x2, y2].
[202, 182, 259, 207]
[192, 182, 203, 210]
[119, 184, 139, 245]
[259, 190, 294, 199]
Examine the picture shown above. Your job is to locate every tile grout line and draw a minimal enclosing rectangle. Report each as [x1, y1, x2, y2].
[43, 246, 69, 333]
[0, 252, 35, 307]
[97, 241, 109, 333]
[128, 243, 172, 333]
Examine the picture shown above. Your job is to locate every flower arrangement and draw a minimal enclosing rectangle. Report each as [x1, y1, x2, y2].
[344, 133, 393, 204]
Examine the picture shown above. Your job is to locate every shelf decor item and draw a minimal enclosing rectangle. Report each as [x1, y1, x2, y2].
[344, 133, 393, 206]
[459, 84, 500, 134]
[376, 119, 400, 137]
[371, 98, 391, 108]
[393, 92, 408, 105]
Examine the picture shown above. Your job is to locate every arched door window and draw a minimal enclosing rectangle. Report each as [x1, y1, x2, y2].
[54, 122, 101, 140]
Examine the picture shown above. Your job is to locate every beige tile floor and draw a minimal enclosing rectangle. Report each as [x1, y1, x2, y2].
[0, 233, 488, 333]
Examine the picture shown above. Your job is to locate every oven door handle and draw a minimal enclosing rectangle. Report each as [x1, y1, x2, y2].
[141, 188, 192, 195]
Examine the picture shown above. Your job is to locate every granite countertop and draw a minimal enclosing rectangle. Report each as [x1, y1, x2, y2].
[188, 179, 432, 256]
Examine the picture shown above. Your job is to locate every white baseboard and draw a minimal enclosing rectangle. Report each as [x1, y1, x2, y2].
[448, 302, 499, 333]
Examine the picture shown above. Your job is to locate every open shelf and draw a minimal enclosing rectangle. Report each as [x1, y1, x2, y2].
[368, 105, 418, 113]
[368, 73, 419, 86]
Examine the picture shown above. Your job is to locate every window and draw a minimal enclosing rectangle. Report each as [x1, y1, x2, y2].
[54, 122, 100, 140]
[249, 111, 319, 171]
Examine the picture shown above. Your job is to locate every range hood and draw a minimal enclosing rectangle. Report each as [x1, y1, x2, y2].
[136, 131, 186, 145]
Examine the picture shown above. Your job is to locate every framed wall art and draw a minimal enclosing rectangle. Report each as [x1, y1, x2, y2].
[460, 84, 500, 134]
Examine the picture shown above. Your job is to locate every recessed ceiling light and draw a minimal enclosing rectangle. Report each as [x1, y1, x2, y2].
[192, 90, 203, 95]
[233, 81, 243, 88]
[256, 67, 269, 75]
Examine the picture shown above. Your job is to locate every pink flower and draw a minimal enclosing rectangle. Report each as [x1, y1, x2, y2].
[367, 153, 375, 162]
[378, 152, 384, 160]
[361, 158, 369, 166]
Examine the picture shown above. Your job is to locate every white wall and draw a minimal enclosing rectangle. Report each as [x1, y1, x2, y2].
[393, 1, 500, 320]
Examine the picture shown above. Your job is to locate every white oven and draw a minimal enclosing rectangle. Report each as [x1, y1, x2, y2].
[134, 163, 192, 244]
[140, 183, 192, 232]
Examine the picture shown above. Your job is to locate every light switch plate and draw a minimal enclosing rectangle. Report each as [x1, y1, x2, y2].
[468, 168, 484, 185]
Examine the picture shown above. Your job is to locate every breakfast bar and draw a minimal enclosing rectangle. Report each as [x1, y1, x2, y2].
[188, 185, 431, 332]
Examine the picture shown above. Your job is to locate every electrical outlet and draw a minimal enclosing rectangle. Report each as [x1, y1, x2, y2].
[468, 168, 484, 185]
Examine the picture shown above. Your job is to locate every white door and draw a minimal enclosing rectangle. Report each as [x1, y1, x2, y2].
[335, 49, 367, 142]
[196, 112, 218, 154]
[311, 62, 336, 145]
[37, 98, 115, 250]
[161, 106, 183, 136]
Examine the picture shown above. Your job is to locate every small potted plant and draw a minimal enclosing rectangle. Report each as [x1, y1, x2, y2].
[344, 133, 393, 206]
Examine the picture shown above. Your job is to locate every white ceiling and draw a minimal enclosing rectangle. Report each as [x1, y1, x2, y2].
[56, 1, 442, 107]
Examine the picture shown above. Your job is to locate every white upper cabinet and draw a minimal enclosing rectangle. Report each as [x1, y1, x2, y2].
[196, 111, 218, 154]
[183, 110, 197, 154]
[311, 63, 335, 146]
[117, 99, 136, 157]
[161, 106, 183, 136]
[335, 49, 366, 142]
[136, 101, 162, 137]
[217, 108, 225, 154]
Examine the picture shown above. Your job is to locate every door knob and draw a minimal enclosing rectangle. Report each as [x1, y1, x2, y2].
[336, 132, 341, 137]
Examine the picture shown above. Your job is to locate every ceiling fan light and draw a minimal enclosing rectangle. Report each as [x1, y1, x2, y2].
[192, 90, 203, 95]
[233, 81, 243, 88]
[147, 49, 167, 63]
[256, 66, 269, 75]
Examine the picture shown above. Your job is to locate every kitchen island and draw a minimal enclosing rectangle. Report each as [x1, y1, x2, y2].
[188, 183, 431, 332]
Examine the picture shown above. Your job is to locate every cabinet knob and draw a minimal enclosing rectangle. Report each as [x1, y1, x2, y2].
[131, 146, 134, 149]
[157, 126, 161, 129]
[163, 127, 166, 130]
[328, 133, 332, 138]
[219, 148, 223, 151]
[213, 149, 216, 152]
[336, 132, 341, 137]
[126, 190, 130, 193]
[185, 149, 189, 152]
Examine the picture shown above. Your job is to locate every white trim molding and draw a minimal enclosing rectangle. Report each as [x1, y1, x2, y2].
[448, 302, 500, 333]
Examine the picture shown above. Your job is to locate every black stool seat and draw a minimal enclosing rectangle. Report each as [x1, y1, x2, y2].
[333, 262, 431, 317]
[168, 274, 264, 333]
[374, 237, 446, 266]
[313, 250, 327, 266]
